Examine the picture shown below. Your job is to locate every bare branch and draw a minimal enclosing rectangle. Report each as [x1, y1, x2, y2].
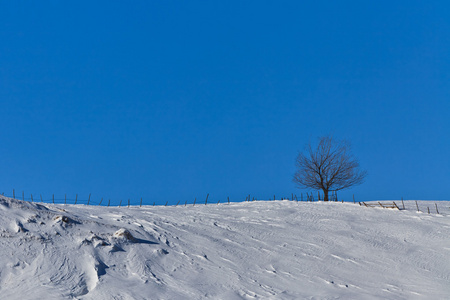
[293, 136, 367, 201]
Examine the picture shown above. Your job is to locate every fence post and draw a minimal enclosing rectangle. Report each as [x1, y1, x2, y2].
[65, 194, 67, 205]
[393, 201, 400, 210]
[128, 199, 130, 208]
[415, 200, 419, 212]
[185, 200, 187, 206]
[53, 194, 54, 204]
[353, 194, 355, 204]
[205, 194, 209, 205]
[165, 201, 168, 206]
[227, 196, 230, 204]
[119, 200, 122, 207]
[13, 189, 15, 199]
[22, 191, 24, 201]
[140, 198, 143, 207]
[88, 193, 91, 205]
[40, 194, 43, 202]
[193, 198, 196, 206]
[99, 198, 103, 206]
[274, 195, 275, 201]
[435, 203, 439, 214]
[108, 199, 110, 207]
[31, 194, 33, 202]
[176, 200, 180, 206]
[75, 194, 78, 205]
[401, 197, 405, 210]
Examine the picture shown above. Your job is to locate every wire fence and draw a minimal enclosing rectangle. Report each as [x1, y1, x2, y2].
[1, 189, 342, 207]
[1, 189, 448, 217]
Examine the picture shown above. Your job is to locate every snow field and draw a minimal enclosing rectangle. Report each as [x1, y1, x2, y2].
[0, 196, 449, 299]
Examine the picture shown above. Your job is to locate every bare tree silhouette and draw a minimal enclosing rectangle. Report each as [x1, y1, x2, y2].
[293, 136, 367, 201]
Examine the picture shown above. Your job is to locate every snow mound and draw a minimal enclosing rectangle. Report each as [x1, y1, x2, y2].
[0, 195, 449, 299]
[113, 228, 134, 241]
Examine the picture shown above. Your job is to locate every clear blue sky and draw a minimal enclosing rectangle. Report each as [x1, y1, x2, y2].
[1, 1, 449, 205]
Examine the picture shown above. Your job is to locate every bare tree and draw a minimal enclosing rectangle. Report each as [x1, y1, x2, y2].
[293, 136, 367, 201]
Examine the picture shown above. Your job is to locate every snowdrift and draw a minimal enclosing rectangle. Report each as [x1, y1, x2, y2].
[0, 195, 449, 299]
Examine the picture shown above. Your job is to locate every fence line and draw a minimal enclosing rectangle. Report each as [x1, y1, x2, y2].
[1, 190, 447, 216]
[1, 189, 342, 207]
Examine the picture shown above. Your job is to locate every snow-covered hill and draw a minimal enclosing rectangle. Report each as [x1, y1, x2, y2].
[0, 195, 449, 299]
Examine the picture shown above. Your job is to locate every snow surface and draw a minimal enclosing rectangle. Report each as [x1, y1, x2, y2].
[0, 195, 449, 299]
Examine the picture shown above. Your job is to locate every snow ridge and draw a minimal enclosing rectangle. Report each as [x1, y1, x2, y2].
[0, 195, 449, 299]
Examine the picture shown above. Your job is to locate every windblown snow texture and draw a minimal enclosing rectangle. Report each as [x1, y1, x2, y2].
[0, 195, 449, 299]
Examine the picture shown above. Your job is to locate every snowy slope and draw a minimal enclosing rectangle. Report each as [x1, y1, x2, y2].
[0, 195, 449, 299]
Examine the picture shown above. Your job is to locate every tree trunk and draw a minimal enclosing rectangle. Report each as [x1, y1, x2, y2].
[323, 189, 329, 201]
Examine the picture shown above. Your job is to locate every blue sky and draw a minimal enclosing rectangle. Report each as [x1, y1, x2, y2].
[1, 1, 449, 205]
